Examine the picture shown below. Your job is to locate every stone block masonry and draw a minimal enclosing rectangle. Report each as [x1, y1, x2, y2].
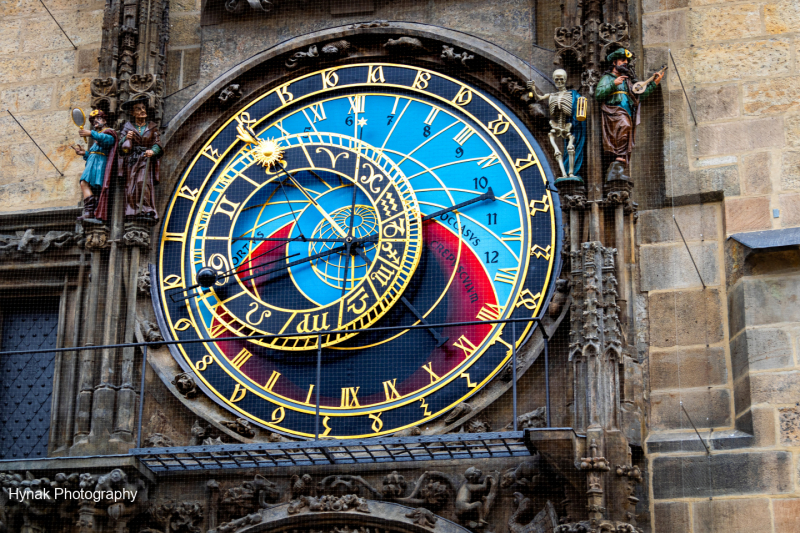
[0, 0, 105, 211]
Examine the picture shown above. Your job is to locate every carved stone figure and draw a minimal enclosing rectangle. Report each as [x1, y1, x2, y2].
[220, 418, 255, 438]
[527, 70, 587, 182]
[218, 84, 243, 105]
[285, 45, 319, 69]
[290, 474, 315, 498]
[595, 48, 662, 170]
[504, 407, 547, 431]
[454, 467, 498, 528]
[221, 475, 279, 515]
[396, 471, 452, 508]
[384, 37, 426, 54]
[319, 475, 381, 498]
[118, 95, 163, 220]
[143, 433, 175, 447]
[71, 109, 118, 222]
[0, 230, 76, 255]
[508, 495, 559, 533]
[381, 471, 407, 498]
[287, 495, 370, 515]
[501, 456, 544, 491]
[212, 512, 263, 533]
[406, 507, 438, 528]
[444, 402, 472, 424]
[321, 40, 352, 58]
[441, 45, 473, 67]
[172, 372, 199, 399]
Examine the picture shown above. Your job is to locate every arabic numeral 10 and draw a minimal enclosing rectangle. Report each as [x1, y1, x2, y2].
[473, 176, 488, 189]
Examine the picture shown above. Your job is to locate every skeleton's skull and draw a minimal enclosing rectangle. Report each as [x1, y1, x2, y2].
[553, 69, 567, 91]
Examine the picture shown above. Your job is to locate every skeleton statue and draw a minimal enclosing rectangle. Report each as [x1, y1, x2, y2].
[527, 70, 586, 182]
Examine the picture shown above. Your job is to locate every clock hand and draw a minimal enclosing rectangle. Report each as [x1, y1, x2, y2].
[341, 182, 358, 297]
[233, 236, 345, 243]
[237, 233, 378, 285]
[421, 187, 495, 221]
[353, 247, 449, 347]
[278, 166, 348, 238]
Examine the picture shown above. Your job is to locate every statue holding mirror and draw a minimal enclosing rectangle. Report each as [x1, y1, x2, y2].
[71, 109, 118, 222]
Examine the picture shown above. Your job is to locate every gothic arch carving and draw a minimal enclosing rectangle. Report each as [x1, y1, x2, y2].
[209, 499, 473, 533]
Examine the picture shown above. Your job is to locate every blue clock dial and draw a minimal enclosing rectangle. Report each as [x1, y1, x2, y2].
[157, 64, 561, 438]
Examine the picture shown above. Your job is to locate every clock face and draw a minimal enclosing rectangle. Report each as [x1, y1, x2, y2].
[157, 63, 561, 438]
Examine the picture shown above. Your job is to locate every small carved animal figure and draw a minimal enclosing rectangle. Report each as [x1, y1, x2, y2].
[384, 37, 426, 54]
[508, 494, 559, 533]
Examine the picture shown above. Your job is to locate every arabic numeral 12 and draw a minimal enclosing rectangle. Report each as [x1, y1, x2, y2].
[484, 251, 498, 264]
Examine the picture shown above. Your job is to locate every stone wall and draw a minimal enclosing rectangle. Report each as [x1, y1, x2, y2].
[0, 0, 105, 211]
[642, 0, 800, 232]
[641, 0, 800, 525]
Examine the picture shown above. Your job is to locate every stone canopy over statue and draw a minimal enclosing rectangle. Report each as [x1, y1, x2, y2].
[595, 47, 663, 178]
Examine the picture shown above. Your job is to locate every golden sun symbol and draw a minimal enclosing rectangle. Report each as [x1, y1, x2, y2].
[235, 119, 284, 168]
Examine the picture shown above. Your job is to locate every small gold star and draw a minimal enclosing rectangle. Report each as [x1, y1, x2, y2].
[356, 117, 368, 128]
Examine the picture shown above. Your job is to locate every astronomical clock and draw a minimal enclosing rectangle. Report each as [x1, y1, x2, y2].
[155, 63, 562, 438]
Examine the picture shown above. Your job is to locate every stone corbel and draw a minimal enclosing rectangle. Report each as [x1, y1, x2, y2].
[225, 0, 274, 14]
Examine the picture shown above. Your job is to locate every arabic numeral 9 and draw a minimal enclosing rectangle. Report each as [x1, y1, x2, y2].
[345, 116, 354, 126]
[455, 147, 464, 158]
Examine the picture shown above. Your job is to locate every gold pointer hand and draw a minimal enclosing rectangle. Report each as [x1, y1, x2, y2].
[284, 173, 349, 238]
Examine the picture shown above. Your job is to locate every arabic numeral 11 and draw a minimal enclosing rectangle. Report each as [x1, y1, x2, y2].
[486, 213, 497, 225]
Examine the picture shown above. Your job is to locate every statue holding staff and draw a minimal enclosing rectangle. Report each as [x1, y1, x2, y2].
[115, 94, 163, 220]
[71, 109, 118, 222]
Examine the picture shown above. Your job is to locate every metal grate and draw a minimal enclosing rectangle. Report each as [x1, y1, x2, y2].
[0, 298, 59, 460]
[131, 431, 545, 474]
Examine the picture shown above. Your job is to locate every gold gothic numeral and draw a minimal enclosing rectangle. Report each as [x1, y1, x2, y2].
[272, 406, 285, 423]
[453, 335, 478, 357]
[230, 347, 253, 370]
[516, 289, 542, 310]
[383, 379, 401, 401]
[178, 186, 199, 200]
[453, 86, 473, 106]
[531, 244, 552, 260]
[515, 153, 538, 172]
[195, 354, 213, 371]
[420, 398, 431, 416]
[494, 267, 518, 285]
[487, 114, 511, 135]
[424, 107, 440, 125]
[309, 102, 327, 122]
[348, 95, 365, 114]
[370, 412, 383, 432]
[530, 195, 550, 217]
[453, 125, 475, 146]
[341, 387, 361, 407]
[493, 334, 514, 356]
[322, 70, 339, 89]
[321, 416, 333, 436]
[277, 84, 294, 104]
[174, 318, 193, 331]
[368, 65, 386, 83]
[305, 384, 315, 405]
[502, 227, 522, 243]
[476, 303, 504, 321]
[498, 190, 518, 206]
[164, 231, 186, 242]
[346, 287, 369, 314]
[230, 383, 247, 402]
[422, 362, 439, 383]
[264, 371, 280, 391]
[460, 372, 477, 388]
[201, 145, 220, 162]
[213, 196, 241, 220]
[275, 120, 291, 136]
[163, 274, 182, 290]
[477, 153, 500, 168]
[412, 71, 431, 90]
